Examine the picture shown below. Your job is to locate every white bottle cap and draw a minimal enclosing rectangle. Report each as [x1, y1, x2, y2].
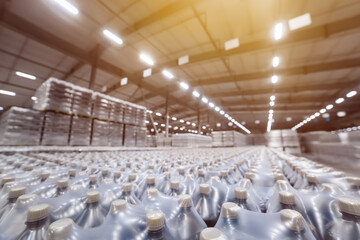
[337, 197, 360, 216]
[221, 202, 239, 220]
[102, 169, 109, 176]
[68, 169, 76, 177]
[234, 187, 247, 200]
[162, 166, 169, 172]
[122, 183, 132, 192]
[89, 174, 97, 184]
[178, 167, 185, 175]
[146, 176, 155, 185]
[307, 175, 318, 184]
[200, 228, 226, 240]
[126, 162, 131, 168]
[198, 169, 205, 176]
[245, 172, 254, 180]
[220, 170, 227, 177]
[276, 180, 291, 190]
[280, 209, 305, 232]
[274, 174, 284, 181]
[81, 165, 87, 171]
[40, 172, 50, 180]
[170, 181, 180, 190]
[91, 167, 97, 173]
[279, 191, 295, 205]
[2, 176, 15, 185]
[27, 203, 50, 222]
[113, 171, 121, 178]
[239, 178, 251, 189]
[147, 188, 159, 198]
[57, 179, 68, 189]
[8, 187, 26, 199]
[47, 218, 74, 240]
[146, 210, 165, 232]
[199, 184, 211, 194]
[111, 199, 127, 213]
[164, 172, 171, 179]
[86, 190, 100, 203]
[128, 173, 137, 181]
[178, 194, 193, 208]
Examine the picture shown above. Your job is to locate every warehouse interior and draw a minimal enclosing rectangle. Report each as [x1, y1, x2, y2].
[0, 0, 359, 239]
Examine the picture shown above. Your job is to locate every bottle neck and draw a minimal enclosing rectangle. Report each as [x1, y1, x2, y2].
[26, 218, 48, 230]
[341, 212, 360, 222]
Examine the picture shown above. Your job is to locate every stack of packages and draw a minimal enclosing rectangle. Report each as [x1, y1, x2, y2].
[281, 130, 301, 155]
[211, 131, 223, 147]
[172, 133, 212, 147]
[266, 130, 283, 150]
[91, 119, 109, 146]
[69, 116, 92, 146]
[0, 107, 44, 145]
[72, 85, 93, 117]
[42, 112, 71, 145]
[108, 122, 123, 146]
[211, 131, 248, 147]
[146, 135, 157, 147]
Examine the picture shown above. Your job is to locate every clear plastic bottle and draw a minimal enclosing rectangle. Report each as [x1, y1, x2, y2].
[88, 175, 98, 189]
[200, 228, 227, 240]
[168, 181, 181, 197]
[75, 190, 107, 228]
[119, 183, 141, 205]
[145, 210, 172, 240]
[0, 186, 26, 220]
[138, 176, 156, 201]
[194, 184, 220, 227]
[233, 187, 260, 212]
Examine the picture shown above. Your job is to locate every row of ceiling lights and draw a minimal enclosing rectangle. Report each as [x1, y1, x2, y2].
[291, 90, 358, 131]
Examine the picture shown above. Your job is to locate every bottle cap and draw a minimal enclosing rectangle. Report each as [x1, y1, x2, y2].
[16, 193, 37, 207]
[199, 184, 210, 194]
[113, 171, 121, 178]
[347, 177, 360, 187]
[221, 202, 239, 219]
[239, 178, 251, 189]
[86, 190, 100, 203]
[178, 167, 185, 175]
[126, 162, 131, 168]
[198, 169, 205, 176]
[162, 166, 168, 172]
[148, 164, 154, 170]
[40, 172, 50, 180]
[279, 191, 295, 205]
[91, 167, 97, 173]
[68, 169, 76, 177]
[280, 209, 305, 232]
[146, 210, 165, 232]
[234, 187, 247, 200]
[57, 179, 68, 189]
[170, 181, 180, 190]
[220, 170, 227, 177]
[111, 199, 127, 213]
[27, 203, 50, 222]
[245, 172, 254, 180]
[128, 173, 137, 181]
[274, 174, 284, 180]
[178, 194, 192, 208]
[147, 188, 158, 198]
[337, 197, 360, 216]
[146, 176, 155, 185]
[164, 172, 171, 179]
[89, 174, 97, 184]
[2, 176, 15, 185]
[307, 175, 318, 184]
[122, 183, 132, 192]
[47, 218, 74, 240]
[8, 187, 26, 199]
[81, 165, 87, 171]
[200, 228, 226, 240]
[102, 169, 109, 176]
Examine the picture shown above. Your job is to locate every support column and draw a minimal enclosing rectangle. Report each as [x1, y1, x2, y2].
[197, 108, 201, 134]
[165, 93, 169, 138]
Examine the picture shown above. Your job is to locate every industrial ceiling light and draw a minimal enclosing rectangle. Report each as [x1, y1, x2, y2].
[288, 13, 312, 31]
[179, 82, 189, 90]
[0, 107, 3, 111]
[162, 69, 174, 79]
[192, 90, 200, 98]
[139, 53, 154, 66]
[224, 38, 239, 51]
[286, 117, 292, 122]
[186, 121, 190, 125]
[209, 102, 215, 108]
[171, 117, 177, 121]
[335, 98, 344, 104]
[337, 111, 346, 117]
[0, 89, 16, 96]
[346, 90, 357, 98]
[270, 95, 276, 101]
[220, 110, 224, 115]
[269, 109, 274, 114]
[326, 104, 333, 110]
[272, 56, 280, 67]
[271, 75, 278, 84]
[31, 96, 37, 101]
[255, 120, 260, 124]
[103, 29, 123, 45]
[314, 112, 320, 117]
[178, 55, 189, 65]
[155, 112, 162, 116]
[215, 106, 220, 112]
[201, 97, 208, 103]
[269, 101, 275, 106]
[15, 71, 36, 80]
[273, 23, 284, 40]
[224, 113, 229, 118]
[120, 77, 128, 86]
[180, 119, 184, 123]
[310, 115, 315, 119]
[202, 126, 206, 129]
[320, 108, 326, 113]
[53, 0, 79, 15]
[143, 68, 152, 78]
[192, 123, 196, 126]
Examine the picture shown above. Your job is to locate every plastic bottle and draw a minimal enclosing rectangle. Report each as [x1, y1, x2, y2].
[168, 181, 181, 197]
[145, 210, 172, 239]
[200, 228, 227, 240]
[88, 175, 98, 189]
[194, 184, 220, 227]
[233, 187, 260, 212]
[325, 197, 360, 240]
[75, 190, 107, 228]
[0, 186, 26, 219]
[138, 176, 156, 200]
[17, 203, 50, 240]
[157, 172, 171, 194]
[119, 183, 141, 205]
[43, 179, 68, 198]
[168, 194, 206, 240]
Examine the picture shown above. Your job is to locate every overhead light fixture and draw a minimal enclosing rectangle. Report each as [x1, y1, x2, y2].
[209, 102, 215, 108]
[53, 0, 79, 15]
[146, 110, 153, 114]
[155, 112, 162, 116]
[154, 122, 158, 126]
[192, 91, 200, 98]
[178, 55, 189, 65]
[270, 95, 276, 101]
[161, 123, 165, 127]
[171, 117, 177, 121]
[202, 126, 206, 129]
[255, 120, 260, 124]
[174, 126, 179, 130]
[310, 115, 315, 119]
[201, 97, 208, 103]
[288, 13, 312, 31]
[0, 107, 3, 111]
[271, 75, 278, 84]
[320, 108, 326, 113]
[179, 82, 189, 90]
[269, 109, 274, 114]
[220, 110, 224, 115]
[143, 68, 152, 78]
[0, 89, 16, 96]
[162, 69, 174, 79]
[337, 111, 346, 117]
[192, 123, 196, 127]
[215, 106, 220, 112]
[272, 56, 280, 68]
[322, 113, 330, 118]
[326, 104, 333, 110]
[31, 96, 37, 101]
[103, 29, 123, 45]
[314, 112, 320, 117]
[186, 121, 190, 125]
[15, 71, 36, 80]
[346, 90, 357, 98]
[224, 38, 239, 51]
[335, 98, 344, 104]
[286, 117, 292, 122]
[139, 53, 154, 66]
[180, 119, 184, 123]
[269, 101, 275, 106]
[224, 114, 229, 118]
[120, 77, 128, 86]
[273, 23, 284, 40]
[216, 123, 221, 127]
